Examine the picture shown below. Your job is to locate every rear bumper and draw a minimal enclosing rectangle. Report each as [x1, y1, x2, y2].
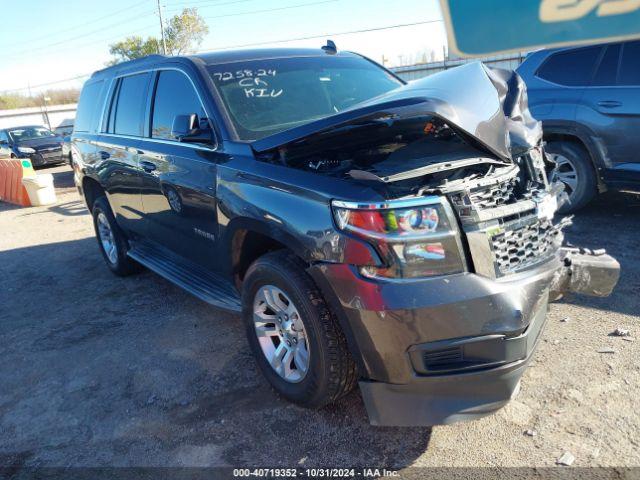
[309, 247, 619, 426]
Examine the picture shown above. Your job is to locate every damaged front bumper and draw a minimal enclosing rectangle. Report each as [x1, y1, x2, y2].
[311, 246, 620, 427]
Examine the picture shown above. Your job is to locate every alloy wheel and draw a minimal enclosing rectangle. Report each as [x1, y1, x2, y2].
[549, 152, 580, 200]
[97, 212, 118, 265]
[167, 189, 182, 213]
[252, 285, 310, 383]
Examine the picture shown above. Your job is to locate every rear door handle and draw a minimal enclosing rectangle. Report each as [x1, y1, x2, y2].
[99, 151, 110, 160]
[140, 161, 157, 172]
[597, 100, 622, 108]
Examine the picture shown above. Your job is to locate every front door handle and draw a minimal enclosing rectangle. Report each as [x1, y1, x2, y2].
[99, 151, 110, 160]
[140, 160, 157, 172]
[597, 100, 622, 108]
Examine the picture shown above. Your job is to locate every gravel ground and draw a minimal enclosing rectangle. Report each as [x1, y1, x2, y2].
[0, 165, 639, 471]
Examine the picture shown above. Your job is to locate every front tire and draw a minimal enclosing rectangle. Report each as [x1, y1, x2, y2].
[242, 251, 358, 408]
[91, 196, 140, 277]
[546, 140, 597, 213]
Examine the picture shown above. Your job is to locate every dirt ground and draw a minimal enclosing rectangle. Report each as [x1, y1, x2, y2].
[1, 164, 639, 470]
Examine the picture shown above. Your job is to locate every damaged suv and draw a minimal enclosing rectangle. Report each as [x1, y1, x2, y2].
[72, 46, 620, 426]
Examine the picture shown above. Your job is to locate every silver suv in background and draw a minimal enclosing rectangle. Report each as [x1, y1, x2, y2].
[517, 41, 640, 213]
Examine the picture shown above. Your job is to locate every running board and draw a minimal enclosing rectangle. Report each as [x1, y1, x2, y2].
[127, 241, 241, 312]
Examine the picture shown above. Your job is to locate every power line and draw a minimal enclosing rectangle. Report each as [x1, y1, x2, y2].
[2, 0, 152, 49]
[199, 0, 340, 20]
[1, 74, 92, 94]
[202, 19, 443, 51]
[0, 11, 158, 60]
[164, 0, 258, 8]
[2, 19, 443, 94]
[2, 0, 330, 60]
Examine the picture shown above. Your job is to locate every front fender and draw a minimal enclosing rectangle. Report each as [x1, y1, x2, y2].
[216, 166, 381, 270]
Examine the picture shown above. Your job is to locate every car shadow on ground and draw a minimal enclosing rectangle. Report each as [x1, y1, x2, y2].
[560, 190, 640, 317]
[50, 165, 75, 190]
[0, 237, 431, 468]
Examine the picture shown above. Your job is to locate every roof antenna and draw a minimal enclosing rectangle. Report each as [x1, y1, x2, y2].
[322, 40, 337, 54]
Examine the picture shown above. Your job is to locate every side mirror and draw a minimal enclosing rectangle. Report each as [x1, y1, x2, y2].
[0, 139, 7, 145]
[171, 114, 215, 146]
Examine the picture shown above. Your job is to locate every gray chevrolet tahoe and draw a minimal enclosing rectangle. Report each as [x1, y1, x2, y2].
[71, 47, 620, 426]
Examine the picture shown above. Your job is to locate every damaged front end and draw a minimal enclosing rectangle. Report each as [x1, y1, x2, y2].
[254, 61, 620, 300]
[253, 62, 620, 426]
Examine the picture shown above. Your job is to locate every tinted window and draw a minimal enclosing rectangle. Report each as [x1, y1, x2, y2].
[619, 41, 640, 86]
[207, 56, 402, 140]
[113, 73, 151, 136]
[152, 70, 206, 140]
[74, 80, 104, 132]
[106, 81, 119, 133]
[537, 46, 601, 86]
[0, 130, 8, 143]
[592, 44, 620, 86]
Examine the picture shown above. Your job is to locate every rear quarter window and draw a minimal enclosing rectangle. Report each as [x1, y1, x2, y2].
[74, 80, 104, 132]
[536, 46, 602, 86]
[592, 44, 621, 87]
[619, 41, 640, 86]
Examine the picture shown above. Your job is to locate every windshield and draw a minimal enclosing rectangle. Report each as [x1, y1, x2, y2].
[207, 56, 403, 141]
[8, 126, 56, 142]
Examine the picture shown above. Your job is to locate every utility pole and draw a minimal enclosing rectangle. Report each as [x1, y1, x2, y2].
[157, 0, 168, 55]
[42, 96, 52, 131]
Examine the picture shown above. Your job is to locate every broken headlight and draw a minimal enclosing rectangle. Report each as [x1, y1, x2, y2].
[332, 197, 467, 279]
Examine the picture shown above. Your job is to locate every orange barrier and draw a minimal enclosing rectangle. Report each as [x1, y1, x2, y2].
[0, 159, 32, 207]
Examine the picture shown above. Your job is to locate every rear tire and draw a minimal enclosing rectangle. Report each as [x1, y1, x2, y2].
[91, 196, 140, 277]
[242, 251, 358, 408]
[546, 140, 597, 214]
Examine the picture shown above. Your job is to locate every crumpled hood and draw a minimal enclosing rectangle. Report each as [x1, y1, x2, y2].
[252, 61, 542, 161]
[360, 61, 542, 160]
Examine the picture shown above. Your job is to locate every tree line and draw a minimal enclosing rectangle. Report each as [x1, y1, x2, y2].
[0, 88, 80, 110]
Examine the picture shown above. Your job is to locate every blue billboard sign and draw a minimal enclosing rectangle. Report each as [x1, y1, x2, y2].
[440, 0, 640, 56]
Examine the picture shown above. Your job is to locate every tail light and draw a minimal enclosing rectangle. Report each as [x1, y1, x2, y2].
[332, 196, 467, 279]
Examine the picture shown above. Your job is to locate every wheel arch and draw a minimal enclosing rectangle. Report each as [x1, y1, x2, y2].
[542, 122, 607, 191]
[225, 218, 310, 288]
[82, 176, 106, 212]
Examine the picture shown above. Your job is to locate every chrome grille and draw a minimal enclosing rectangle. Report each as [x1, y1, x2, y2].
[491, 220, 561, 274]
[41, 150, 62, 161]
[450, 177, 518, 210]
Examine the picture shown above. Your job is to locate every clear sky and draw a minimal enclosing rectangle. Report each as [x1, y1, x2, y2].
[0, 0, 447, 94]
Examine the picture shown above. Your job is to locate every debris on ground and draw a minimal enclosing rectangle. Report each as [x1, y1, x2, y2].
[611, 327, 631, 337]
[557, 451, 575, 466]
[622, 337, 634, 342]
[597, 348, 616, 354]
[524, 429, 537, 437]
[560, 317, 570, 323]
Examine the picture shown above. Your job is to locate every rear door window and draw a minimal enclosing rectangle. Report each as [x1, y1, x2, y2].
[111, 72, 151, 136]
[592, 44, 621, 87]
[618, 41, 640, 86]
[74, 80, 104, 132]
[537, 46, 602, 86]
[151, 70, 206, 140]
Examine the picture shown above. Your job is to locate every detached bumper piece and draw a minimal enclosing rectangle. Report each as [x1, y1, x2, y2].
[551, 246, 620, 298]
